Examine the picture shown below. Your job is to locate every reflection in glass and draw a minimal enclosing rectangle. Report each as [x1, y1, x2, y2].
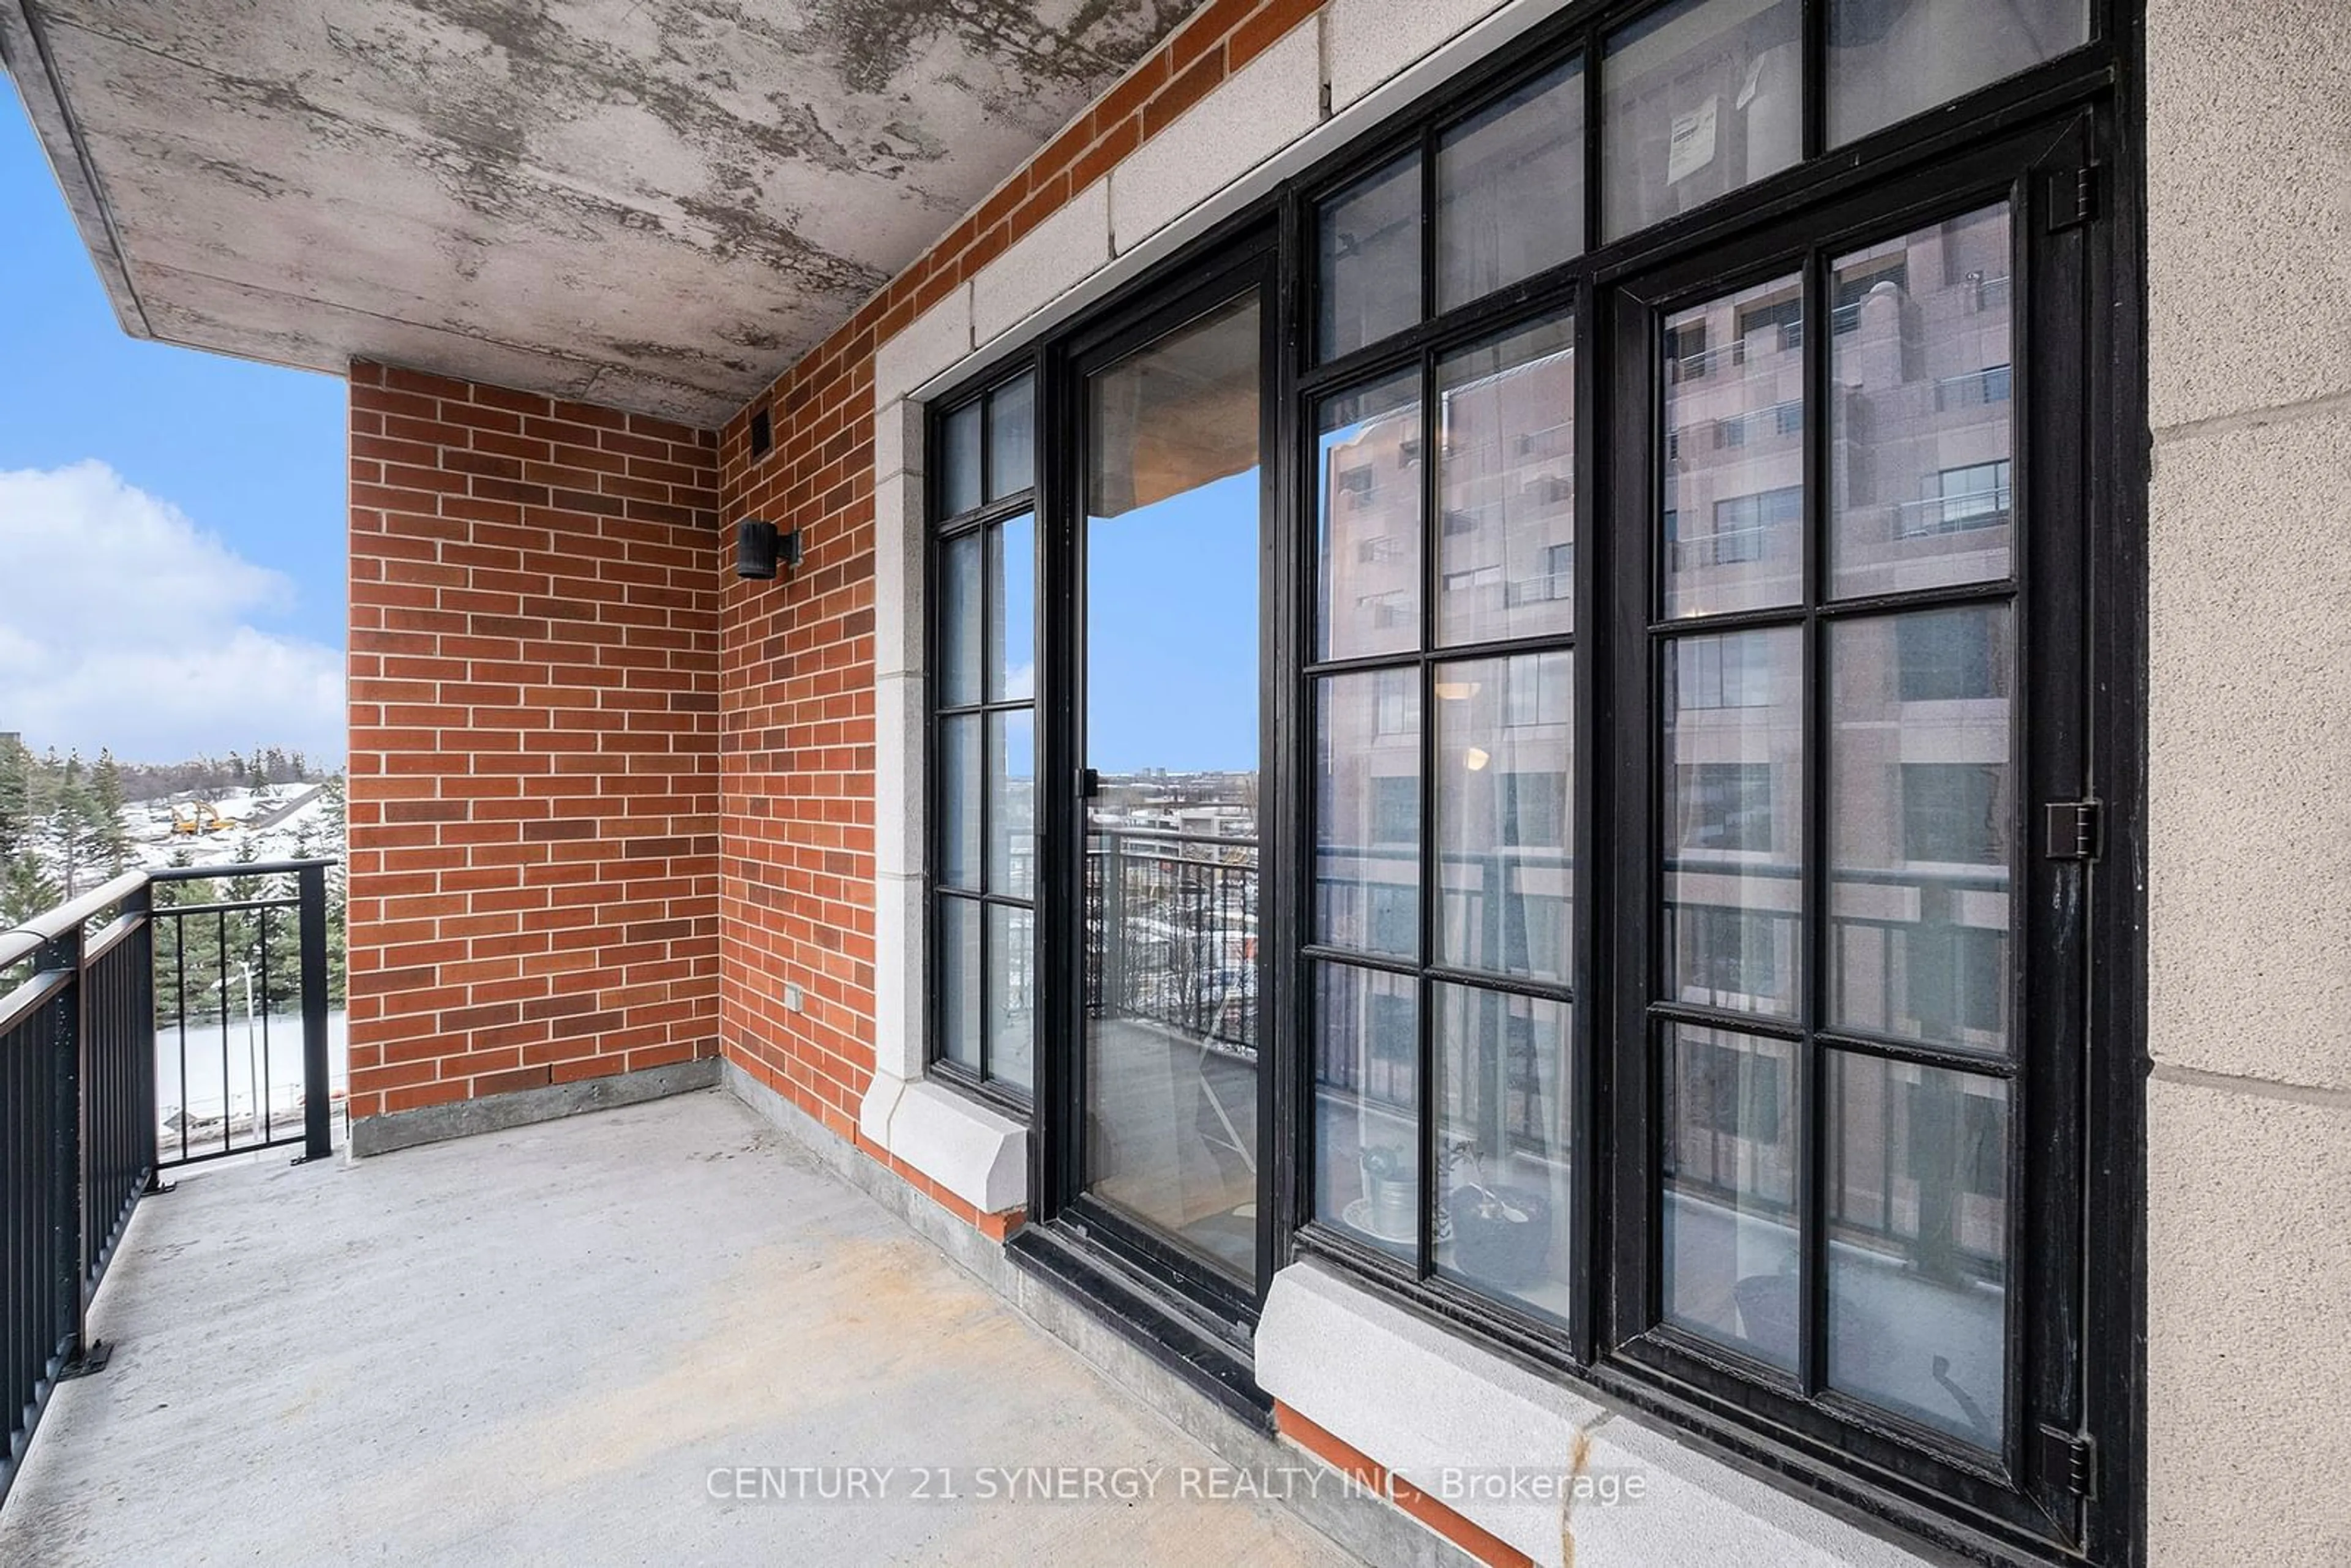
[1436, 654, 1572, 981]
[1662, 1023, 1798, 1370]
[1437, 985, 1572, 1323]
[1663, 628, 1801, 1017]
[1437, 317, 1577, 647]
[1082, 291, 1264, 1281]
[1663, 274, 1805, 617]
[989, 374, 1036, 498]
[1829, 607, 2012, 1051]
[1830, 204, 2015, 598]
[1315, 962, 1420, 1259]
[1603, 0, 1801, 241]
[1438, 59, 1586, 312]
[942, 398, 984, 516]
[1318, 672, 1420, 960]
[1830, 0, 2088, 147]
[988, 711, 1034, 899]
[988, 904, 1035, 1092]
[987, 513, 1035, 700]
[1828, 1052, 2008, 1446]
[1318, 372, 1424, 661]
[1319, 152, 1423, 361]
[939, 530, 981, 705]
[939, 715, 980, 890]
[939, 898, 981, 1071]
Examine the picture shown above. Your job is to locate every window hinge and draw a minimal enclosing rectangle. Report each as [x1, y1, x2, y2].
[2048, 166, 2099, 231]
[2044, 800, 2102, 861]
[2038, 1426, 2096, 1499]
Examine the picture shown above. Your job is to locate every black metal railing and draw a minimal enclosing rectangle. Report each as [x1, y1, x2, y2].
[1084, 830, 1259, 1054]
[149, 863, 337, 1167]
[0, 857, 337, 1505]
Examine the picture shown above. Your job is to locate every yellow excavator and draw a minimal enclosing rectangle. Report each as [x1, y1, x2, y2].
[170, 802, 239, 835]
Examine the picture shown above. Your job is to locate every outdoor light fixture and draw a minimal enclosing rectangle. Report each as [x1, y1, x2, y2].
[735, 519, 803, 580]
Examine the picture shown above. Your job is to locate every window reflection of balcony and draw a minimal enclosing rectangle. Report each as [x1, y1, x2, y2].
[1663, 856, 2011, 1046]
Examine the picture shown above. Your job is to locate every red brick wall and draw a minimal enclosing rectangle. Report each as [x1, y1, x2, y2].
[345, 362, 722, 1125]
[716, 333, 878, 1142]
[709, 0, 1321, 1147]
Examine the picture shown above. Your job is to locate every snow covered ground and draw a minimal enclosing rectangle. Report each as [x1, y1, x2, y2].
[121, 780, 337, 872]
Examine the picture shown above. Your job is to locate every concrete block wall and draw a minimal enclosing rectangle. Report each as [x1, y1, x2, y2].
[345, 362, 722, 1139]
[2142, 4, 2351, 1562]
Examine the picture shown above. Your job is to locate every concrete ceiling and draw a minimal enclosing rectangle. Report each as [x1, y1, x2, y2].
[0, 0, 1200, 424]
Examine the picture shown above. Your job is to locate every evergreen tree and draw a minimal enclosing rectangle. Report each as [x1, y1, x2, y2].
[0, 735, 31, 862]
[91, 748, 129, 876]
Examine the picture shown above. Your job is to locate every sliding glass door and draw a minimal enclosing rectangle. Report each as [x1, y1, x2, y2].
[1073, 280, 1270, 1288]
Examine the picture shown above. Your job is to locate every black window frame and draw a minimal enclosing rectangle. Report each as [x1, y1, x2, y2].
[917, 3, 2145, 1562]
[925, 368, 1044, 1113]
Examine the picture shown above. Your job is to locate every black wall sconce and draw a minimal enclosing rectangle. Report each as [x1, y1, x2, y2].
[736, 518, 803, 580]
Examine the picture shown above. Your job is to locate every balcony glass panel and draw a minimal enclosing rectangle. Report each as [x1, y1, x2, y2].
[1318, 151, 1422, 361]
[1314, 960, 1421, 1260]
[939, 530, 981, 707]
[1603, 0, 1802, 242]
[1436, 983, 1573, 1324]
[1434, 653, 1572, 983]
[988, 903, 1035, 1092]
[986, 512, 1035, 701]
[988, 710, 1034, 899]
[989, 373, 1036, 498]
[1663, 273, 1805, 617]
[1436, 315, 1578, 646]
[1436, 58, 1586, 312]
[939, 898, 982, 1071]
[1318, 371, 1425, 661]
[1827, 1051, 2009, 1447]
[1317, 670, 1420, 961]
[939, 713, 980, 891]
[1661, 1021, 1799, 1370]
[942, 397, 983, 516]
[1662, 626, 1802, 1019]
[1829, 0, 2088, 147]
[1828, 606, 2012, 1053]
[1830, 203, 2015, 598]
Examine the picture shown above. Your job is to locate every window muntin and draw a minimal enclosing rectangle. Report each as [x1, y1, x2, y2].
[930, 373, 1038, 1097]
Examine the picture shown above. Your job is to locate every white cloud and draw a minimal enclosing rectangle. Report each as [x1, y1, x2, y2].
[0, 462, 342, 763]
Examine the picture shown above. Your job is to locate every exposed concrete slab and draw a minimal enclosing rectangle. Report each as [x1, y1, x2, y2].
[0, 1089, 1354, 1567]
[0, 0, 1203, 424]
[347, 1054, 722, 1157]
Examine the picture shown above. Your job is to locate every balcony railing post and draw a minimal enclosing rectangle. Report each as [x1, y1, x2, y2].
[124, 883, 159, 1193]
[297, 863, 332, 1162]
[39, 922, 86, 1370]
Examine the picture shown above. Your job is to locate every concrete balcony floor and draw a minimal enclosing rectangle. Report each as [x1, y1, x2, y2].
[0, 1090, 1352, 1566]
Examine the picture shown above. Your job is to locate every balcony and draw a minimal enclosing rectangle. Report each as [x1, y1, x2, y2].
[0, 1091, 1363, 1566]
[0, 870, 1370, 1566]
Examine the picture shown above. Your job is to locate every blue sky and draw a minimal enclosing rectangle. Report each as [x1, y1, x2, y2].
[0, 97, 346, 763]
